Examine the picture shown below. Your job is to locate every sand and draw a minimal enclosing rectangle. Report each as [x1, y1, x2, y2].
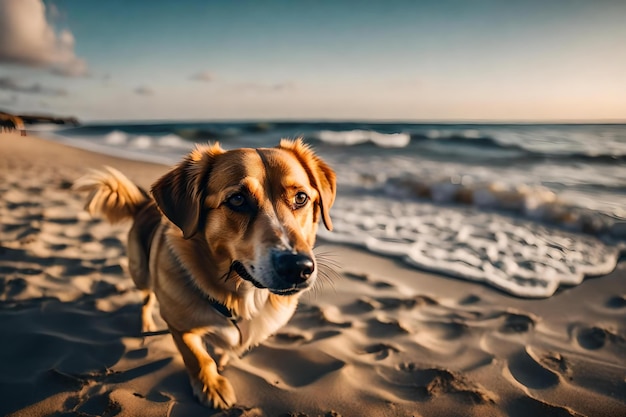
[1, 132, 625, 417]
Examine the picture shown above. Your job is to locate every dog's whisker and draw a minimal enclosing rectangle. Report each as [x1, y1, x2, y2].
[310, 260, 340, 298]
[315, 253, 342, 269]
[313, 248, 341, 259]
[222, 263, 240, 282]
[317, 259, 342, 280]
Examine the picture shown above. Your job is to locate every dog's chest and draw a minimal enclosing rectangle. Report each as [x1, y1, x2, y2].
[207, 294, 298, 354]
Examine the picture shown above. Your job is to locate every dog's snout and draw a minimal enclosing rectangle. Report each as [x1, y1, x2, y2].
[272, 252, 315, 283]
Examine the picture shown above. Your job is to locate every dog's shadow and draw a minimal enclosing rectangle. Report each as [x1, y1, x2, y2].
[0, 246, 183, 416]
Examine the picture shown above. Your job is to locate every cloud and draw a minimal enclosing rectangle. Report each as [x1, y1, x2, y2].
[0, 94, 18, 106]
[271, 82, 296, 91]
[0, 0, 88, 77]
[134, 86, 154, 96]
[0, 77, 67, 96]
[232, 81, 296, 93]
[189, 71, 215, 82]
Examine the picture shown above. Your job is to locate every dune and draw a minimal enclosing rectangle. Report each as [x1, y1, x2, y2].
[1, 132, 624, 417]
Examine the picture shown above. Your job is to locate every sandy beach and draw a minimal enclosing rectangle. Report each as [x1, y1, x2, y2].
[1, 132, 625, 417]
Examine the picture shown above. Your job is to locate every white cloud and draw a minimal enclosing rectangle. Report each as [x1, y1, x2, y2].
[0, 76, 67, 96]
[0, 0, 88, 77]
[134, 86, 154, 96]
[231, 81, 296, 93]
[189, 71, 215, 82]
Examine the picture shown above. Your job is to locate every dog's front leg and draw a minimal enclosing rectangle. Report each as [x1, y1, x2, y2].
[170, 328, 236, 409]
[140, 290, 157, 333]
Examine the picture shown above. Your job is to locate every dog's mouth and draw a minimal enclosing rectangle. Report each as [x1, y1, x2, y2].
[231, 261, 303, 296]
[269, 288, 301, 296]
[232, 261, 265, 289]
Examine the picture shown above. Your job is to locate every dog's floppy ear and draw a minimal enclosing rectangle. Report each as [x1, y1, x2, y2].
[279, 138, 337, 230]
[151, 143, 225, 239]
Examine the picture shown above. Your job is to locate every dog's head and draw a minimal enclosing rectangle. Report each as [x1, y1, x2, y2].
[151, 139, 336, 295]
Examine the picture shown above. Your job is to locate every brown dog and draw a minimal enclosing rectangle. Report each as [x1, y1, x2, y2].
[74, 139, 336, 409]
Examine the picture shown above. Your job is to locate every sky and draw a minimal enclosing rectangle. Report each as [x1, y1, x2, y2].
[0, 0, 625, 122]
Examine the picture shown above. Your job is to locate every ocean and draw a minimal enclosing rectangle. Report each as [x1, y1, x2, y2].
[39, 121, 626, 298]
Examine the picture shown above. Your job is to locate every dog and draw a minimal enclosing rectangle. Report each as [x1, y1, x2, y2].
[74, 138, 336, 409]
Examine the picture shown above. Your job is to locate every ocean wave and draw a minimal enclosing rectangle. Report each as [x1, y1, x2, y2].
[309, 128, 625, 164]
[313, 130, 411, 148]
[559, 151, 626, 164]
[412, 131, 626, 164]
[383, 176, 625, 239]
[410, 131, 516, 149]
[66, 123, 626, 164]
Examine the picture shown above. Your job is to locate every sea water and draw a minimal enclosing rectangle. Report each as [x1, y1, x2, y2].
[42, 121, 626, 297]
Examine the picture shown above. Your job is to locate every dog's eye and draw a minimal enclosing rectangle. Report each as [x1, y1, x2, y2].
[293, 192, 309, 208]
[226, 193, 246, 209]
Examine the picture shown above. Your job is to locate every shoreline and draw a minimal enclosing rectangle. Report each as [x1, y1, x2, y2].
[1, 132, 625, 417]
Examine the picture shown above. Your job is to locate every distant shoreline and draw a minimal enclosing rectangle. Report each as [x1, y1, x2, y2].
[0, 110, 80, 126]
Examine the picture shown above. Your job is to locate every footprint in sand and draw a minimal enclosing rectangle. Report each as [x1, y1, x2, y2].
[344, 294, 437, 315]
[375, 295, 438, 310]
[606, 295, 626, 309]
[365, 316, 411, 337]
[533, 349, 571, 379]
[572, 324, 625, 350]
[421, 320, 468, 341]
[343, 272, 369, 282]
[343, 296, 381, 314]
[246, 346, 345, 387]
[497, 312, 536, 334]
[273, 329, 345, 345]
[310, 329, 342, 342]
[360, 343, 401, 360]
[304, 305, 352, 328]
[458, 294, 481, 305]
[506, 346, 560, 389]
[388, 365, 495, 404]
[343, 271, 395, 290]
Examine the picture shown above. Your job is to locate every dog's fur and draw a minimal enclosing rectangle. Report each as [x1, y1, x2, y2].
[74, 139, 336, 409]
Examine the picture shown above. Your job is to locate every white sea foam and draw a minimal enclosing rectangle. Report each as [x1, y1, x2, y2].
[104, 130, 128, 145]
[129, 135, 152, 149]
[319, 195, 620, 298]
[316, 130, 410, 148]
[158, 134, 190, 149]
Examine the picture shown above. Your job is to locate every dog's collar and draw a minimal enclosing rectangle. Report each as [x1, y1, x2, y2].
[199, 290, 243, 344]
[207, 297, 236, 320]
[182, 271, 241, 325]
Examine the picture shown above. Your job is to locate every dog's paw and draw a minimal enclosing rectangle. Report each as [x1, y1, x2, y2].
[191, 371, 236, 409]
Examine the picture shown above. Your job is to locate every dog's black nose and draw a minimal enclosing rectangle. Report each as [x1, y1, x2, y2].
[272, 252, 315, 284]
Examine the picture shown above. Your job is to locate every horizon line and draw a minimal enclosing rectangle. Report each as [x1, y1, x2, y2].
[80, 117, 626, 125]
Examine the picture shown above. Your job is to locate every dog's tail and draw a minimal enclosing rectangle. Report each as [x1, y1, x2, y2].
[73, 166, 150, 223]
